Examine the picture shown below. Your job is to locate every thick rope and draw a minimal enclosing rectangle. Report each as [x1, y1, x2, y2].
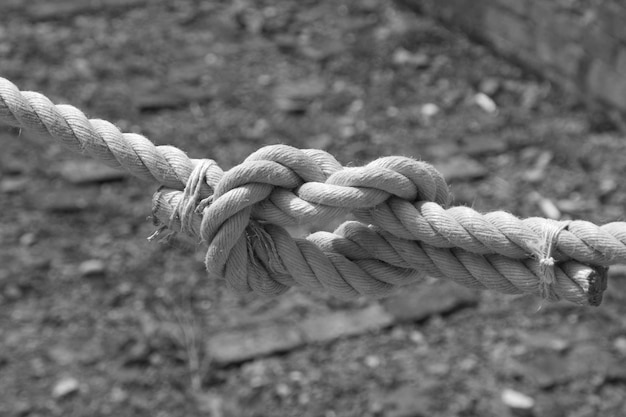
[152, 188, 606, 305]
[0, 76, 612, 306]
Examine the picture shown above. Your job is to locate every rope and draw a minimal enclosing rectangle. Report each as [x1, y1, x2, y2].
[0, 76, 611, 306]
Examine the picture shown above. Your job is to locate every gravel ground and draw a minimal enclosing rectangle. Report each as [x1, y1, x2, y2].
[2, 1, 626, 416]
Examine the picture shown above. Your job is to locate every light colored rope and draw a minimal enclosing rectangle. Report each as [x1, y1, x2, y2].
[0, 77, 199, 191]
[153, 187, 607, 305]
[0, 76, 612, 305]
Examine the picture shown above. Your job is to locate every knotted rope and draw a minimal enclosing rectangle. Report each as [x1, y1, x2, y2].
[0, 77, 611, 306]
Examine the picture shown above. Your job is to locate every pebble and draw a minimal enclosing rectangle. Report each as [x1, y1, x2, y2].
[364, 355, 381, 368]
[503, 343, 615, 389]
[523, 150, 553, 183]
[58, 160, 126, 185]
[207, 305, 394, 365]
[479, 78, 500, 96]
[382, 281, 479, 322]
[0, 176, 28, 194]
[420, 103, 439, 118]
[299, 304, 394, 343]
[518, 330, 570, 353]
[501, 388, 535, 417]
[473, 92, 497, 113]
[392, 48, 430, 68]
[135, 87, 214, 112]
[462, 135, 508, 156]
[274, 79, 325, 113]
[529, 192, 561, 220]
[41, 188, 93, 213]
[613, 336, 626, 356]
[52, 377, 80, 399]
[27, 0, 147, 21]
[19, 232, 37, 247]
[434, 156, 488, 182]
[521, 83, 544, 109]
[79, 259, 107, 278]
[48, 346, 75, 366]
[374, 382, 442, 417]
[207, 323, 304, 365]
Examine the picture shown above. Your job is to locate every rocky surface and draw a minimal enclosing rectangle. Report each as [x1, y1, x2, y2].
[2, 1, 626, 416]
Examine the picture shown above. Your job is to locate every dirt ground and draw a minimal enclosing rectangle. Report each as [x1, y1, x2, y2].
[2, 1, 626, 416]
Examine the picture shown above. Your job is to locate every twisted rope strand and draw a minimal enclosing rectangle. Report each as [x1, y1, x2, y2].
[153, 188, 606, 305]
[0, 77, 197, 190]
[358, 199, 626, 266]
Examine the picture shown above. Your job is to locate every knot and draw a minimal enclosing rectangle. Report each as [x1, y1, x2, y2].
[532, 219, 571, 300]
[154, 144, 450, 294]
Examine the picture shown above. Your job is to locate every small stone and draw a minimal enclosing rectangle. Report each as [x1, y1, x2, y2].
[382, 281, 479, 322]
[274, 79, 325, 113]
[299, 41, 345, 62]
[4, 284, 22, 301]
[434, 156, 488, 182]
[523, 151, 553, 183]
[110, 386, 128, 403]
[529, 192, 561, 220]
[300, 304, 394, 343]
[48, 346, 75, 366]
[521, 83, 544, 109]
[556, 198, 594, 215]
[244, 118, 270, 140]
[409, 330, 426, 345]
[392, 48, 430, 68]
[41, 188, 94, 213]
[420, 103, 439, 118]
[459, 356, 478, 371]
[207, 324, 304, 365]
[518, 331, 570, 353]
[275, 383, 291, 397]
[27, 0, 147, 21]
[19, 233, 37, 247]
[501, 389, 535, 417]
[79, 259, 106, 277]
[193, 392, 224, 415]
[135, 87, 214, 112]
[599, 177, 617, 197]
[376, 382, 442, 417]
[0, 176, 28, 194]
[506, 343, 615, 389]
[58, 160, 126, 185]
[306, 134, 334, 150]
[473, 92, 497, 113]
[207, 305, 396, 365]
[426, 362, 450, 376]
[480, 78, 501, 95]
[462, 135, 508, 156]
[613, 336, 626, 356]
[424, 143, 459, 160]
[52, 377, 80, 399]
[298, 392, 310, 405]
[364, 355, 381, 368]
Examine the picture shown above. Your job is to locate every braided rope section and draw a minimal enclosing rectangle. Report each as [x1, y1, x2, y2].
[0, 76, 611, 306]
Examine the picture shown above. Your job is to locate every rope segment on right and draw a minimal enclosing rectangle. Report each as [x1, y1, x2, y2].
[150, 146, 608, 306]
[0, 76, 611, 306]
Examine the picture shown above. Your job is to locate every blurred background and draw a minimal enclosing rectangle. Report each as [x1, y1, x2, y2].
[2, 0, 626, 416]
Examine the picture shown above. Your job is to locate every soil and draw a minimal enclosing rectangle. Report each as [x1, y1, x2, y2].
[2, 1, 626, 416]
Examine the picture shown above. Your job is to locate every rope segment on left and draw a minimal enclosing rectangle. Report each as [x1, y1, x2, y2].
[0, 76, 609, 306]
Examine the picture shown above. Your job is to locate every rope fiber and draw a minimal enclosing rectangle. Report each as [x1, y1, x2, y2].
[0, 76, 612, 306]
